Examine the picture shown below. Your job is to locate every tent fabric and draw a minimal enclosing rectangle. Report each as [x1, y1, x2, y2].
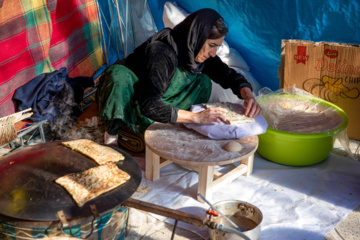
[95, 0, 158, 72]
[0, 0, 103, 118]
[2, 0, 359, 116]
[147, 0, 360, 91]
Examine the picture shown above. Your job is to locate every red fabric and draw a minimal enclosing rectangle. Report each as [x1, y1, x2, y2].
[0, 0, 103, 118]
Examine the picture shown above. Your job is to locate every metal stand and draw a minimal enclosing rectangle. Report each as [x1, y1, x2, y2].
[57, 205, 102, 239]
[0, 120, 48, 156]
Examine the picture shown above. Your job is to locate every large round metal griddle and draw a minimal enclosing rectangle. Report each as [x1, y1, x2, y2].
[0, 141, 142, 221]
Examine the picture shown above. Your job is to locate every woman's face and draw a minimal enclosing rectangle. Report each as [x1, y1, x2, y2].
[195, 36, 225, 63]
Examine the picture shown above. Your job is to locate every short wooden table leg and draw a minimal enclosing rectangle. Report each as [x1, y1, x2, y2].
[243, 154, 254, 176]
[145, 146, 160, 181]
[197, 165, 214, 202]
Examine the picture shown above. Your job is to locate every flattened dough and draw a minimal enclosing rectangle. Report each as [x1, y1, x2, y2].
[55, 161, 130, 207]
[202, 102, 255, 125]
[62, 139, 125, 165]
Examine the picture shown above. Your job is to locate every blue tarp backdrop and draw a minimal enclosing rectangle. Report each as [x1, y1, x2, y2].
[147, 0, 360, 90]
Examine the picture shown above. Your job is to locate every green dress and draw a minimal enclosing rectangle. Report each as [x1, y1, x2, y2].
[96, 64, 212, 136]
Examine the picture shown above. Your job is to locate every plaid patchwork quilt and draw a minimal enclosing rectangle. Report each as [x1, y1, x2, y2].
[0, 0, 103, 118]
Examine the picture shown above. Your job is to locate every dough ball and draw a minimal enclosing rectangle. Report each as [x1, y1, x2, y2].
[224, 141, 243, 152]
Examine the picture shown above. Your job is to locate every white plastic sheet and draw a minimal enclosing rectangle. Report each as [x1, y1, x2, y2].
[132, 153, 360, 240]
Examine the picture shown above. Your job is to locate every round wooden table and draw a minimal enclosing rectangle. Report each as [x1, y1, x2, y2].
[144, 122, 259, 202]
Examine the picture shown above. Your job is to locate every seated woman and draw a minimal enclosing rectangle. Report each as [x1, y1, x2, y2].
[96, 8, 262, 152]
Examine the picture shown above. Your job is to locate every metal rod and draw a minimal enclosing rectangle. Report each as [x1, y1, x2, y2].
[113, 0, 122, 59]
[125, 0, 135, 54]
[108, 0, 121, 59]
[198, 193, 243, 232]
[129, 0, 137, 47]
[114, 0, 126, 57]
[96, 0, 109, 66]
[170, 220, 178, 240]
[83, 88, 97, 99]
[97, 1, 113, 59]
[39, 122, 46, 143]
[125, 0, 130, 53]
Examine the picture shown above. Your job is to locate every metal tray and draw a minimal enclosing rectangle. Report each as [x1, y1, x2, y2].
[0, 141, 142, 221]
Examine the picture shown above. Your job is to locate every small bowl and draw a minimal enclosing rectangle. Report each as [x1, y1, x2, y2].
[257, 95, 348, 166]
[208, 200, 263, 240]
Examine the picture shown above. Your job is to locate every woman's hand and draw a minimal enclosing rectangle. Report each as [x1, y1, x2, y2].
[177, 108, 227, 124]
[195, 107, 227, 124]
[241, 87, 262, 117]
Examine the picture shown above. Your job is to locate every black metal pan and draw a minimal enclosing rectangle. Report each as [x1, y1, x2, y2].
[0, 141, 142, 221]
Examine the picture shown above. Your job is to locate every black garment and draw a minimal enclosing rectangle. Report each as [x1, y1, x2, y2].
[124, 8, 252, 124]
[13, 67, 94, 122]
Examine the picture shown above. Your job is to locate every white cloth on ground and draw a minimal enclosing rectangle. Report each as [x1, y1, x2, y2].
[131, 153, 360, 240]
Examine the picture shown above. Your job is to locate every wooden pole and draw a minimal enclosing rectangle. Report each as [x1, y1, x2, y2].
[122, 198, 207, 227]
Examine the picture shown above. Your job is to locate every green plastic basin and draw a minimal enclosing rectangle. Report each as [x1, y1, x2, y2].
[257, 95, 348, 166]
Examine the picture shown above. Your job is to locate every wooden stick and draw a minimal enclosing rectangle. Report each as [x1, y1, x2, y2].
[14, 112, 33, 122]
[122, 198, 207, 227]
[0, 108, 32, 123]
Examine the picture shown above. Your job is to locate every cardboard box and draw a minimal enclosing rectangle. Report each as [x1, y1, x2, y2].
[279, 40, 360, 140]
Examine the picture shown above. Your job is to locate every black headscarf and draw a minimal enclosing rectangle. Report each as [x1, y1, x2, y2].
[148, 8, 221, 74]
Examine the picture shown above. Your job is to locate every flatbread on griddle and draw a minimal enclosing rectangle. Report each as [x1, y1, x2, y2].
[202, 102, 255, 125]
[55, 161, 130, 207]
[62, 139, 125, 165]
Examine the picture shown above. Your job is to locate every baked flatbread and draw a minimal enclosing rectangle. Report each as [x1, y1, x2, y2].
[202, 102, 255, 125]
[62, 139, 125, 165]
[55, 162, 130, 207]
